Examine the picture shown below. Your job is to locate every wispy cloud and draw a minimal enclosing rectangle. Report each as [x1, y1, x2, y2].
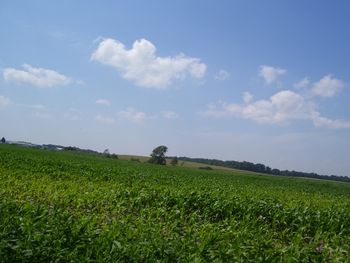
[243, 92, 253, 104]
[215, 70, 230, 81]
[0, 96, 11, 108]
[161, 111, 179, 119]
[259, 65, 286, 85]
[64, 108, 80, 121]
[32, 112, 54, 119]
[96, 99, 111, 106]
[203, 90, 350, 129]
[29, 103, 53, 119]
[95, 115, 115, 125]
[3, 64, 72, 88]
[294, 77, 310, 89]
[91, 38, 206, 89]
[118, 107, 147, 124]
[30, 104, 46, 110]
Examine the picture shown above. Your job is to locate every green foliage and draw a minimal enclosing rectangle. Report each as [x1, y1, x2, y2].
[148, 145, 168, 165]
[1, 137, 5, 144]
[0, 144, 350, 262]
[198, 166, 213, 170]
[104, 153, 118, 159]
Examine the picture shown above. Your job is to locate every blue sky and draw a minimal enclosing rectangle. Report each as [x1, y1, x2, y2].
[1, 1, 350, 176]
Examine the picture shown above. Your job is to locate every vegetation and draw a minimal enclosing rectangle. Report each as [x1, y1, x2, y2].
[148, 145, 168, 165]
[1, 137, 5, 144]
[198, 166, 213, 171]
[179, 157, 350, 183]
[170, 156, 178, 166]
[0, 144, 350, 262]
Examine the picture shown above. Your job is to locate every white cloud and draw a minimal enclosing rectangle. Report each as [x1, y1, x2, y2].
[91, 38, 206, 89]
[162, 111, 178, 119]
[243, 92, 253, 104]
[203, 90, 350, 129]
[3, 64, 71, 88]
[95, 115, 115, 125]
[118, 107, 147, 124]
[312, 75, 344, 97]
[259, 65, 286, 85]
[96, 99, 111, 106]
[215, 70, 230, 81]
[294, 77, 310, 89]
[0, 96, 11, 108]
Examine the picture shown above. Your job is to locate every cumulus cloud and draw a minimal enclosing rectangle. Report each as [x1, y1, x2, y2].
[96, 99, 111, 106]
[91, 38, 206, 89]
[95, 115, 115, 125]
[294, 77, 310, 89]
[203, 90, 350, 129]
[312, 75, 344, 97]
[215, 70, 230, 81]
[161, 111, 178, 119]
[118, 107, 147, 124]
[259, 65, 286, 85]
[0, 96, 11, 108]
[3, 64, 72, 88]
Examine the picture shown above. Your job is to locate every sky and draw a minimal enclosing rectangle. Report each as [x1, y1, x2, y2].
[1, 1, 350, 177]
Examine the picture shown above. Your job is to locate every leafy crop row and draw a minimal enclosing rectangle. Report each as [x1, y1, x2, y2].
[0, 144, 349, 262]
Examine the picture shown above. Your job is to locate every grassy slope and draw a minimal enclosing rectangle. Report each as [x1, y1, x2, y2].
[119, 154, 247, 173]
[1, 144, 350, 262]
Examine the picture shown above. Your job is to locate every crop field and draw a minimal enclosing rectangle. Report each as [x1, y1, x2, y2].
[0, 144, 350, 262]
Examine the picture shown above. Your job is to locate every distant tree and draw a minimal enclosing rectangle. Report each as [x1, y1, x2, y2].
[170, 156, 178, 166]
[271, 169, 281, 175]
[148, 145, 168, 165]
[1, 137, 5, 144]
[103, 149, 110, 155]
[64, 146, 78, 151]
[110, 154, 118, 159]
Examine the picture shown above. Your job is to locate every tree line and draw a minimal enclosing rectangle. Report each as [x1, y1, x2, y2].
[177, 157, 350, 183]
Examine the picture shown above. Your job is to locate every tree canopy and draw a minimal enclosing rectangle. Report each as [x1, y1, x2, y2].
[148, 145, 168, 165]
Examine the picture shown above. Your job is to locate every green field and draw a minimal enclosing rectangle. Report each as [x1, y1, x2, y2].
[119, 154, 244, 173]
[0, 144, 349, 262]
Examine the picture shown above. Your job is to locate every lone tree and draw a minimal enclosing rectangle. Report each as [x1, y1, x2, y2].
[1, 137, 5, 144]
[148, 145, 168, 165]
